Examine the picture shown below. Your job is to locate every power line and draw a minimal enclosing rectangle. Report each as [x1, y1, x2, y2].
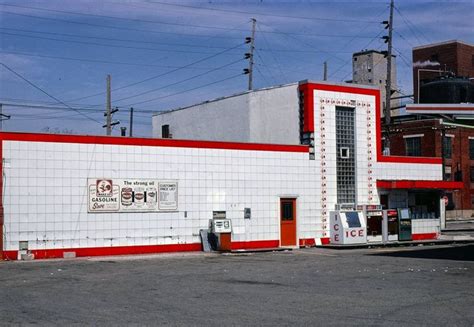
[0, 27, 237, 50]
[1, 11, 244, 40]
[257, 21, 346, 63]
[113, 58, 245, 103]
[0, 62, 102, 124]
[67, 42, 246, 103]
[0, 31, 243, 55]
[0, 50, 241, 70]
[0, 3, 263, 32]
[147, 1, 381, 23]
[256, 23, 288, 84]
[394, 5, 431, 44]
[124, 73, 244, 107]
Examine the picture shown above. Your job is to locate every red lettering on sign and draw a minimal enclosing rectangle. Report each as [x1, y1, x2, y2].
[334, 224, 339, 231]
[334, 235, 339, 242]
[359, 230, 364, 237]
[350, 230, 356, 237]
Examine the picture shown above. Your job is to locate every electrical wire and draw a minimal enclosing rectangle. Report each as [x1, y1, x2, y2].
[113, 58, 245, 103]
[1, 11, 244, 40]
[66, 42, 246, 103]
[0, 31, 243, 55]
[0, 27, 236, 50]
[123, 73, 244, 107]
[146, 1, 382, 23]
[0, 3, 263, 32]
[256, 23, 287, 84]
[394, 5, 431, 44]
[0, 62, 102, 124]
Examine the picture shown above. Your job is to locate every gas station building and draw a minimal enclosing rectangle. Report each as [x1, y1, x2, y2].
[0, 81, 462, 260]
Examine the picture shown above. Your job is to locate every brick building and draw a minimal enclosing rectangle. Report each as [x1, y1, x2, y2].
[388, 104, 474, 219]
[413, 40, 474, 103]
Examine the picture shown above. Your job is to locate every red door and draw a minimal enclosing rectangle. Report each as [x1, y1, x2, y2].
[280, 198, 297, 246]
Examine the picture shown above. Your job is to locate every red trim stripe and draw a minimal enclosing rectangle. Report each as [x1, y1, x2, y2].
[299, 82, 442, 165]
[377, 180, 463, 189]
[299, 238, 316, 247]
[0, 132, 308, 153]
[412, 233, 438, 241]
[231, 240, 279, 250]
[2, 240, 286, 260]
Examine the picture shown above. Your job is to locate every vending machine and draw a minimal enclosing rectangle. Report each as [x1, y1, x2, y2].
[397, 208, 412, 241]
[358, 205, 383, 243]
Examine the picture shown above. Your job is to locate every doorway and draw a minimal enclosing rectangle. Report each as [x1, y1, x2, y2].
[280, 198, 297, 246]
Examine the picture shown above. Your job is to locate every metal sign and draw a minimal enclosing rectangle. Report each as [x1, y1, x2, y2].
[88, 179, 178, 213]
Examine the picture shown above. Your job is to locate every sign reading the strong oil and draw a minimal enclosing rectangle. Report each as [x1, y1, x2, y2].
[88, 179, 178, 213]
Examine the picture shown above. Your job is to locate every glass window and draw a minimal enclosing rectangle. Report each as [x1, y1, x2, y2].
[469, 139, 474, 159]
[282, 202, 293, 221]
[470, 167, 474, 183]
[345, 212, 361, 228]
[405, 137, 422, 156]
[443, 136, 452, 159]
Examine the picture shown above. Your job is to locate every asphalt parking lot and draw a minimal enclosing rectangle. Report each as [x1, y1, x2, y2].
[1, 244, 473, 326]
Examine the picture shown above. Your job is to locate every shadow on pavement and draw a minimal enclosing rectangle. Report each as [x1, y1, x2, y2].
[370, 244, 474, 262]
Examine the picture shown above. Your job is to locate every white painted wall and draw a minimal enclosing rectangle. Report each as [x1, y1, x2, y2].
[2, 140, 319, 252]
[152, 84, 300, 145]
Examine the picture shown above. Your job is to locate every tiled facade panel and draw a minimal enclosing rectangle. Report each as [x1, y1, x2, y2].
[3, 141, 318, 252]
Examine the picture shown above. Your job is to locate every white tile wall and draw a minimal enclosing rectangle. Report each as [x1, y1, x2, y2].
[3, 141, 318, 251]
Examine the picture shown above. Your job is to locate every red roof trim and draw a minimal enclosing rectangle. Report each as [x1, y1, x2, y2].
[299, 82, 443, 165]
[377, 180, 464, 189]
[0, 132, 309, 153]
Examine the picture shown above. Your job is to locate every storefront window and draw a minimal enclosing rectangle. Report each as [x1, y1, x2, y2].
[405, 137, 421, 156]
[470, 166, 474, 183]
[470, 139, 474, 159]
[443, 136, 452, 159]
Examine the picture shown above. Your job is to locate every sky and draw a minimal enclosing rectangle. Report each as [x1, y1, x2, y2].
[0, 0, 473, 137]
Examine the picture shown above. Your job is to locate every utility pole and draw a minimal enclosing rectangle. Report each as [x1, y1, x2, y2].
[105, 74, 112, 136]
[382, 0, 394, 153]
[244, 18, 256, 90]
[129, 107, 134, 137]
[323, 61, 328, 81]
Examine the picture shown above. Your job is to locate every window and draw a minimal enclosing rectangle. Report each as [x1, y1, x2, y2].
[162, 124, 170, 138]
[470, 166, 474, 183]
[443, 136, 452, 159]
[405, 137, 422, 156]
[444, 166, 452, 181]
[430, 54, 439, 62]
[470, 139, 474, 159]
[471, 54, 474, 67]
[281, 202, 294, 221]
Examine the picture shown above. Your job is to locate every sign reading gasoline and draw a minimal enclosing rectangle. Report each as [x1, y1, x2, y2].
[88, 179, 178, 213]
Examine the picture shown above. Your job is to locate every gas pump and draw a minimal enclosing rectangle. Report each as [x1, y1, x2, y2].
[382, 209, 399, 243]
[209, 218, 232, 251]
[358, 205, 383, 242]
[397, 208, 412, 241]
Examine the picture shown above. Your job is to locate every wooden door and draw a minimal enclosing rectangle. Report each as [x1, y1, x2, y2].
[280, 198, 297, 246]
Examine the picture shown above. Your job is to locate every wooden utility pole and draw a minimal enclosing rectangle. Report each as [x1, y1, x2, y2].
[248, 18, 256, 90]
[129, 107, 134, 137]
[384, 0, 394, 127]
[106, 74, 112, 136]
[323, 61, 328, 81]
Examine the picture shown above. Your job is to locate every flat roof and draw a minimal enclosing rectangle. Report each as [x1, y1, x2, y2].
[153, 80, 379, 116]
[413, 39, 474, 51]
[406, 103, 474, 115]
[153, 82, 298, 116]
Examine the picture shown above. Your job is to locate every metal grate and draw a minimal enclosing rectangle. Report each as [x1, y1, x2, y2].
[336, 106, 356, 204]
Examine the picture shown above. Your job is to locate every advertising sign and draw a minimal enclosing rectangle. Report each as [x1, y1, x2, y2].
[88, 179, 178, 213]
[158, 182, 178, 211]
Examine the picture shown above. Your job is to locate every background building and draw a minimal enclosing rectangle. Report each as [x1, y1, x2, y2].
[351, 50, 401, 116]
[413, 40, 474, 103]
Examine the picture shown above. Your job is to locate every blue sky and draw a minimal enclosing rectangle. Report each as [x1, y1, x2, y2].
[0, 0, 473, 137]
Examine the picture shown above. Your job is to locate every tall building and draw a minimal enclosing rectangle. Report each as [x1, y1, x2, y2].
[413, 40, 474, 103]
[351, 50, 401, 116]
